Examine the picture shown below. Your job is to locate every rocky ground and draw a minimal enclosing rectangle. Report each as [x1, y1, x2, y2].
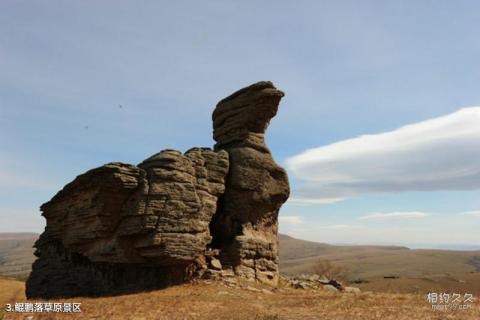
[1, 277, 478, 320]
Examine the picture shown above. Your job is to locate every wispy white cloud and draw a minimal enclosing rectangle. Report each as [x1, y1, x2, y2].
[286, 107, 480, 203]
[460, 210, 480, 217]
[359, 211, 432, 220]
[286, 197, 346, 205]
[315, 224, 356, 229]
[278, 215, 304, 224]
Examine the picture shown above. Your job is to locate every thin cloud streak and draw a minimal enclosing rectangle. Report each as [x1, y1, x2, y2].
[279, 216, 304, 224]
[359, 211, 432, 220]
[315, 224, 356, 229]
[286, 197, 346, 205]
[460, 210, 480, 217]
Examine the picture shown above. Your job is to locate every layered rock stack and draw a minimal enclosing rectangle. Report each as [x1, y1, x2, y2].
[26, 81, 289, 298]
[210, 82, 290, 284]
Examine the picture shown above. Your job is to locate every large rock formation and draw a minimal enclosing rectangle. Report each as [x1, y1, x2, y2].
[210, 82, 290, 284]
[26, 81, 289, 298]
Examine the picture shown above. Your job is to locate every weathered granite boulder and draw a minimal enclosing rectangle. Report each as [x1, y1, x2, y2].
[26, 81, 289, 298]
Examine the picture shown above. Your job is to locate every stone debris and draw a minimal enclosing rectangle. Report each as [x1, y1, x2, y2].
[281, 274, 361, 294]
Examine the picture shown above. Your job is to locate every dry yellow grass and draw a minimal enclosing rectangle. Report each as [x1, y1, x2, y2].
[1, 278, 479, 320]
[354, 272, 480, 295]
[0, 278, 25, 310]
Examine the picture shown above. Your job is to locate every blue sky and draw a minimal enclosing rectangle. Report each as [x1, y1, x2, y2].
[1, 1, 479, 247]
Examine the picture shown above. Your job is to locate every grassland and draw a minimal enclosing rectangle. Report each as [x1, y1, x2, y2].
[0, 277, 478, 320]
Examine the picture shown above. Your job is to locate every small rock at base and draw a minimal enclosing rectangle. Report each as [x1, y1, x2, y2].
[210, 258, 222, 270]
[323, 284, 339, 292]
[246, 286, 261, 292]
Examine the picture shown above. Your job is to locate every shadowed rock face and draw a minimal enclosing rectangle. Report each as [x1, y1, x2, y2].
[26, 81, 289, 298]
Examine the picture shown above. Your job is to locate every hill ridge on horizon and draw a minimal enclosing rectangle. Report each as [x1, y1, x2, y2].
[1, 232, 479, 295]
[1, 231, 478, 251]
